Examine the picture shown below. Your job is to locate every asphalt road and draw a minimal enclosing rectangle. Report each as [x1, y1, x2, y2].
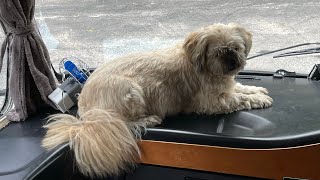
[1, 0, 320, 107]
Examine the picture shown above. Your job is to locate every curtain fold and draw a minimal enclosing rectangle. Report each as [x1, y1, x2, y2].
[0, 0, 57, 121]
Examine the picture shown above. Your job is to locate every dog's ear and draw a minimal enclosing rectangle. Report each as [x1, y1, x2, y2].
[242, 30, 252, 56]
[183, 31, 208, 71]
[229, 23, 253, 56]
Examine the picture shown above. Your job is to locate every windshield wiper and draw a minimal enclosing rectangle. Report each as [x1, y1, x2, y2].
[247, 42, 320, 60]
[273, 47, 320, 58]
[235, 75, 261, 80]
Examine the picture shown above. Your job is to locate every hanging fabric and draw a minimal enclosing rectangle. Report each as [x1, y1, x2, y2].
[0, 0, 58, 121]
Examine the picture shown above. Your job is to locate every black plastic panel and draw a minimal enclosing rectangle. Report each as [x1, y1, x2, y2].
[0, 110, 67, 180]
[144, 76, 320, 148]
[125, 164, 267, 180]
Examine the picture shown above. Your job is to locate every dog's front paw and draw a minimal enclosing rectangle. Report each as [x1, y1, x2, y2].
[248, 94, 273, 109]
[254, 86, 269, 94]
[245, 86, 269, 95]
[235, 83, 269, 95]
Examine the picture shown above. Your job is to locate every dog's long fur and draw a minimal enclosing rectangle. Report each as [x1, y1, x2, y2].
[42, 23, 273, 177]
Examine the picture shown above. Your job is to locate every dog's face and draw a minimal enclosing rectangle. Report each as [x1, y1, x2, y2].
[183, 23, 252, 76]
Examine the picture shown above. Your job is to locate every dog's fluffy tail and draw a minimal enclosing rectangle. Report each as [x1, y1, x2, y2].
[42, 108, 140, 177]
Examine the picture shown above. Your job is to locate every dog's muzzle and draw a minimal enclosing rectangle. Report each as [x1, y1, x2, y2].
[222, 48, 240, 71]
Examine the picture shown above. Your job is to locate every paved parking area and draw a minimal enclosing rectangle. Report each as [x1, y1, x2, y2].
[34, 0, 320, 72]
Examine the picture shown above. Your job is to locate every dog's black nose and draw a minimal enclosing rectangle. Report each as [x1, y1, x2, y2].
[224, 49, 238, 71]
[227, 61, 236, 71]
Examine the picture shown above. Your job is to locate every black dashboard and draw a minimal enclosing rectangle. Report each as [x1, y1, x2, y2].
[1, 73, 320, 180]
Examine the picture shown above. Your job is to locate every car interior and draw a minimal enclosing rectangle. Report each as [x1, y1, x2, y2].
[1, 1, 320, 180]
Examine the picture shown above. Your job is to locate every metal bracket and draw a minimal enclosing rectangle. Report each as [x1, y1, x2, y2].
[273, 69, 296, 78]
[307, 64, 320, 81]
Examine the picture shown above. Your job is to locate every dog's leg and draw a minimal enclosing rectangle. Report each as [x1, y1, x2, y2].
[135, 115, 162, 127]
[126, 115, 162, 127]
[234, 82, 269, 95]
[222, 92, 272, 113]
[188, 91, 272, 114]
[246, 93, 273, 109]
[126, 115, 162, 138]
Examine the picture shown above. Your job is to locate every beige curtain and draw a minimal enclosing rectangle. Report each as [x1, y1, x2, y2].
[0, 0, 57, 121]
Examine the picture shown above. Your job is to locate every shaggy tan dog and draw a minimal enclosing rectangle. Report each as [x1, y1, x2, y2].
[42, 23, 272, 177]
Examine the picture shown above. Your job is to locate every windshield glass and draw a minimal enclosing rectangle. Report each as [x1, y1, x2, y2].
[27, 1, 320, 74]
[2, 0, 320, 141]
[0, 29, 6, 110]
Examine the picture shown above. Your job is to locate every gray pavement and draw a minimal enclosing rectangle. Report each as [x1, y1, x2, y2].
[1, 0, 320, 108]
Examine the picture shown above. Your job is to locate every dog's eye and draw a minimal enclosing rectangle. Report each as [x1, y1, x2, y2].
[234, 48, 239, 51]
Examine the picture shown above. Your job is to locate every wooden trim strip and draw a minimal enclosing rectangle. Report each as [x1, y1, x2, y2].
[139, 140, 320, 180]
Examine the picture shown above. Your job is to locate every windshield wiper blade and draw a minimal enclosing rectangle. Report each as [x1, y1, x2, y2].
[247, 42, 320, 60]
[273, 47, 320, 58]
[235, 75, 261, 80]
